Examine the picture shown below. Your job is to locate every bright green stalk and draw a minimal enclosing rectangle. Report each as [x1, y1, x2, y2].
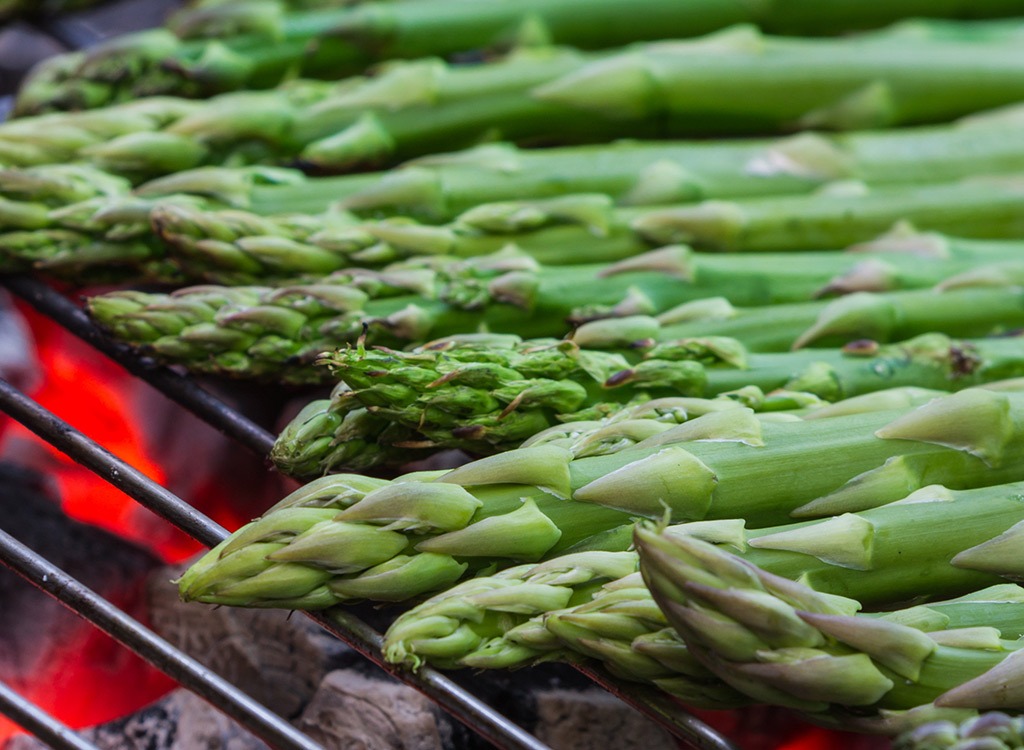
[384, 482, 1024, 691]
[272, 384, 830, 478]
[14, 24, 1024, 178]
[327, 121, 1024, 221]
[12, 0, 769, 115]
[634, 524, 1024, 722]
[631, 178, 1024, 253]
[179, 389, 1024, 608]
[2, 49, 591, 178]
[895, 713, 1024, 750]
[81, 244, 842, 380]
[19, 110, 1024, 225]
[18, 9, 1024, 115]
[17, 159, 1024, 281]
[14, 103, 1024, 209]
[61, 175, 1024, 285]
[81, 235, 1024, 376]
[575, 282, 1024, 353]
[315, 330, 1024, 455]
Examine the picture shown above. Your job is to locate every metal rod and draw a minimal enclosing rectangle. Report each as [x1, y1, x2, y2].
[3, 275, 276, 457]
[0, 377, 554, 750]
[0, 680, 100, 750]
[0, 527, 324, 750]
[0, 376, 226, 548]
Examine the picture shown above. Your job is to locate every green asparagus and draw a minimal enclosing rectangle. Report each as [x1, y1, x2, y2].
[895, 713, 1024, 750]
[81, 234, 1024, 379]
[18, 12, 1024, 118]
[384, 480, 1024, 688]
[309, 329, 1024, 456]
[272, 384, 829, 478]
[11, 0, 770, 114]
[67, 176, 1024, 286]
[14, 24, 1024, 179]
[634, 525, 1024, 722]
[16, 109, 1024, 228]
[178, 388, 1024, 608]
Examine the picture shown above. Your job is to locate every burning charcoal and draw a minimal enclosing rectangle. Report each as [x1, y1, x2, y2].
[3, 689, 269, 750]
[533, 688, 676, 750]
[147, 562, 350, 720]
[297, 670, 454, 750]
[0, 462, 167, 738]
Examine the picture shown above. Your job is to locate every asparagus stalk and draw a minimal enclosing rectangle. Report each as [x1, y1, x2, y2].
[16, 151, 1024, 283]
[178, 388, 1024, 608]
[272, 383, 830, 478]
[383, 480, 1024, 686]
[309, 329, 1024, 455]
[634, 525, 1024, 722]
[16, 108, 1024, 227]
[51, 171, 1024, 286]
[21, 14, 1024, 118]
[81, 234, 1024, 376]
[895, 713, 1024, 750]
[14, 24, 1024, 178]
[573, 280, 1024, 353]
[12, 0, 769, 115]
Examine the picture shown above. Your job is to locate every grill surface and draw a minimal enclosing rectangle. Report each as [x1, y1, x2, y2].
[0, 4, 743, 748]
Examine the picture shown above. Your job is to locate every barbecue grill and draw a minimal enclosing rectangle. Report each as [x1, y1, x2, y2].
[0, 5, 753, 748]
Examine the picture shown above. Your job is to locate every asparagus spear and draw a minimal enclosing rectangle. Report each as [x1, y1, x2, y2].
[272, 383, 829, 478]
[895, 713, 1024, 750]
[634, 526, 1024, 721]
[17, 150, 1024, 282]
[20, 12, 1024, 117]
[309, 329, 1024, 455]
[15, 108, 1024, 227]
[81, 234, 1024, 377]
[14, 23, 1024, 178]
[12, 0, 763, 115]
[61, 172, 1024, 286]
[383, 480, 1024, 683]
[178, 388, 1024, 608]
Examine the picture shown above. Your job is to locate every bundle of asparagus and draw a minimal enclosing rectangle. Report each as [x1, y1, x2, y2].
[80, 236, 1024, 375]
[18, 3, 1024, 115]
[11, 0, 754, 114]
[13, 22, 1024, 182]
[21, 6, 1024, 741]
[10, 103, 1024, 224]
[381, 477, 1024, 691]
[178, 388, 1024, 608]
[27, 174, 1024, 290]
[11, 108, 1024, 285]
[634, 524, 1024, 727]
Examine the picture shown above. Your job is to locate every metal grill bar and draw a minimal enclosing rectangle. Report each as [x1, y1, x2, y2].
[0, 523, 324, 750]
[5, 275, 275, 457]
[0, 374, 227, 547]
[0, 680, 100, 750]
[0, 375, 555, 750]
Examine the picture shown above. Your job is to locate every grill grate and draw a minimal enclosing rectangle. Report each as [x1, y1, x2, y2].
[0, 3, 741, 747]
[0, 276, 740, 750]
